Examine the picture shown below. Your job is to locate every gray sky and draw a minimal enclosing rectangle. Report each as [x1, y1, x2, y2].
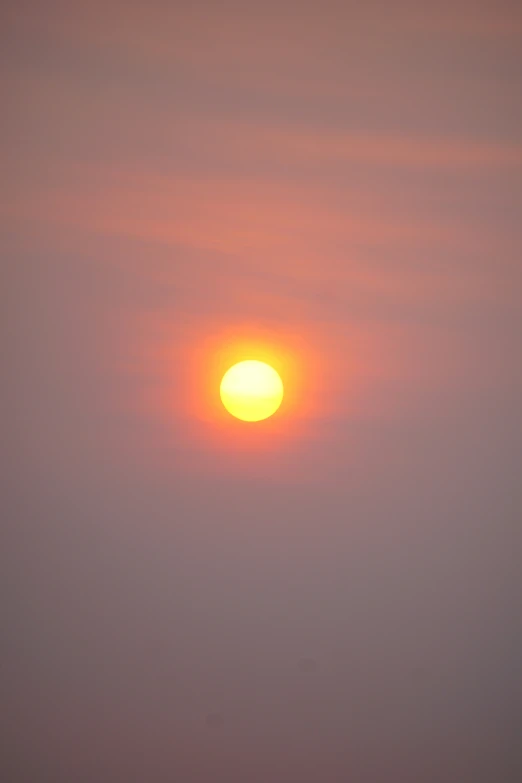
[2, 1, 522, 781]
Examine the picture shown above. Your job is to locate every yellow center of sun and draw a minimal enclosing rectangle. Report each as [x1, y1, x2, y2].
[220, 360, 284, 422]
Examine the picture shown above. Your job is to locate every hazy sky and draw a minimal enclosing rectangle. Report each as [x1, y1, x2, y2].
[3, 1, 522, 781]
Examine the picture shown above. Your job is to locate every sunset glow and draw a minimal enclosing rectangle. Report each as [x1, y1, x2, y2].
[5, 2, 521, 778]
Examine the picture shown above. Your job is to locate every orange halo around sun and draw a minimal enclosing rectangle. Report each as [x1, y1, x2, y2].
[179, 324, 320, 434]
[220, 360, 284, 421]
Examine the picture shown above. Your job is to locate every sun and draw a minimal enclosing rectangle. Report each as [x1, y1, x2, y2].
[220, 360, 284, 422]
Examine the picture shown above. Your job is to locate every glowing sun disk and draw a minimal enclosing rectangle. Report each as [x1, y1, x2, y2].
[220, 360, 284, 421]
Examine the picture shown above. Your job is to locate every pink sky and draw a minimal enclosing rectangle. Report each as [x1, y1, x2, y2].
[3, 2, 522, 781]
